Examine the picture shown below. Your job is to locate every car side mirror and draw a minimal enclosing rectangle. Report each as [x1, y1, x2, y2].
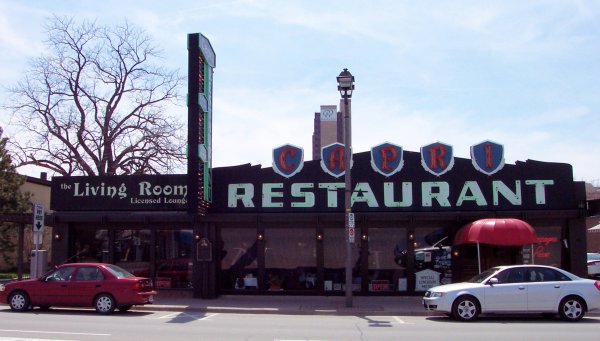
[488, 277, 499, 285]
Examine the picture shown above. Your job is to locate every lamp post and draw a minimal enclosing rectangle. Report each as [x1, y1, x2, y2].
[337, 68, 355, 308]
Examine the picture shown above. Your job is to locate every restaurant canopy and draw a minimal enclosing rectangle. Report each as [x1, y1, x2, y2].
[454, 218, 538, 246]
[454, 218, 538, 273]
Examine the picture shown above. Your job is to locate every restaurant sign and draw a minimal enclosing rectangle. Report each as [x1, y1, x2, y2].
[51, 175, 188, 211]
[370, 142, 404, 177]
[273, 140, 504, 179]
[470, 140, 505, 176]
[51, 143, 575, 213]
[212, 144, 576, 213]
[272, 144, 304, 178]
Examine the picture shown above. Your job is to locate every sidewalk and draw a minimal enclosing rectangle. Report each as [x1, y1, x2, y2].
[137, 293, 600, 317]
[2, 292, 599, 317]
[135, 294, 437, 316]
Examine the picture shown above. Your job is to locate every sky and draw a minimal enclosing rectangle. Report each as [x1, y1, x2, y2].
[0, 0, 599, 184]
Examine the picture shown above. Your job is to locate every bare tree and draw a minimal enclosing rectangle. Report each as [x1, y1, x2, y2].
[4, 16, 186, 176]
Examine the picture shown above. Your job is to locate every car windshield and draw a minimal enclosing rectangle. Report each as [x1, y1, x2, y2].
[466, 267, 501, 283]
[104, 264, 136, 278]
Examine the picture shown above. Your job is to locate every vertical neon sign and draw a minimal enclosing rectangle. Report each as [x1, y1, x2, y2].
[187, 33, 215, 215]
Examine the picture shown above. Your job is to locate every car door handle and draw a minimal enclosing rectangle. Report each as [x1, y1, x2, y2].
[554, 285, 561, 288]
[518, 286, 525, 290]
[61, 285, 67, 288]
[96, 285, 101, 288]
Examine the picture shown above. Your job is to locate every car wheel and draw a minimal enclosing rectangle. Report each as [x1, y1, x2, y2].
[558, 296, 585, 322]
[94, 294, 116, 314]
[8, 291, 30, 312]
[118, 305, 132, 312]
[452, 295, 480, 322]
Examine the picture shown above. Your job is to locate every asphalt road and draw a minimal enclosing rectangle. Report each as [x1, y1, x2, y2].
[0, 307, 599, 341]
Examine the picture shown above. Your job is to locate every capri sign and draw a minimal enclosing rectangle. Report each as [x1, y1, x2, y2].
[272, 140, 504, 178]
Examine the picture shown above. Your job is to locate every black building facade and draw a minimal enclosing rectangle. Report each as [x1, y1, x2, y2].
[48, 149, 588, 298]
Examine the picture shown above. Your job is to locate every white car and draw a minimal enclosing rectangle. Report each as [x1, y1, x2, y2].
[588, 253, 600, 277]
[423, 264, 600, 322]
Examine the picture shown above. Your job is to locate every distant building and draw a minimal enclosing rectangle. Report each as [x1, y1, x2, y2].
[586, 183, 600, 253]
[312, 103, 348, 160]
[0, 173, 52, 271]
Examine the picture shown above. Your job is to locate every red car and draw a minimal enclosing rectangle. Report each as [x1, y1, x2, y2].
[0, 263, 157, 314]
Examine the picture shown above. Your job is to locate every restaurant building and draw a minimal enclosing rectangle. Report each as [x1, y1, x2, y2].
[46, 33, 588, 299]
[48, 146, 588, 298]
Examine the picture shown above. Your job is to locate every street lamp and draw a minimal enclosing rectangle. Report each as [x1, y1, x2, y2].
[337, 68, 355, 308]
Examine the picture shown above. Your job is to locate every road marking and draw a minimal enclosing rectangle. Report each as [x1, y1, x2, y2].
[0, 329, 110, 336]
[0, 337, 72, 341]
[157, 312, 180, 319]
[199, 313, 219, 320]
[393, 316, 414, 325]
[153, 312, 219, 320]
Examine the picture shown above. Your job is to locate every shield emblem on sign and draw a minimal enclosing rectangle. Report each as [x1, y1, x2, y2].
[470, 140, 505, 175]
[321, 142, 350, 178]
[272, 144, 304, 178]
[421, 141, 454, 176]
[370, 142, 404, 177]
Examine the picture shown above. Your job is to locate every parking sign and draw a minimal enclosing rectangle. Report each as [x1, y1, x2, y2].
[33, 204, 44, 233]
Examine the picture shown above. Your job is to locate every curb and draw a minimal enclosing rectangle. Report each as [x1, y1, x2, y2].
[132, 305, 438, 316]
[131, 303, 600, 317]
[133, 305, 600, 318]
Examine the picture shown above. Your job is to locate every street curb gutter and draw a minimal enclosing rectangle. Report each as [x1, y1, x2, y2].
[131, 304, 600, 318]
[131, 304, 440, 316]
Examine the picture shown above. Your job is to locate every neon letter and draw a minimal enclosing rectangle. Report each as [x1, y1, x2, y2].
[278, 147, 296, 171]
[380, 146, 398, 171]
[429, 145, 447, 169]
[228, 184, 255, 208]
[328, 147, 346, 170]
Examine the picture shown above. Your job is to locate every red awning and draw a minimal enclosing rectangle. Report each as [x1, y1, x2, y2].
[454, 218, 538, 246]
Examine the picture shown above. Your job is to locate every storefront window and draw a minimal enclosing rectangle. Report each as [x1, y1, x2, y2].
[114, 229, 151, 278]
[221, 228, 259, 290]
[265, 227, 316, 291]
[71, 227, 108, 263]
[412, 227, 452, 292]
[155, 230, 193, 289]
[368, 227, 407, 292]
[323, 227, 361, 292]
[530, 225, 562, 267]
[94, 230, 110, 263]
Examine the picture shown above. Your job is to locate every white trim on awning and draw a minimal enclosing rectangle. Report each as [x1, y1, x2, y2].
[588, 223, 600, 233]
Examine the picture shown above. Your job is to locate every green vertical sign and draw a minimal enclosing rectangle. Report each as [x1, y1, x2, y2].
[187, 33, 215, 214]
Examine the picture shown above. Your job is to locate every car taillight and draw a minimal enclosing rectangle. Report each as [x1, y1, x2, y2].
[133, 279, 152, 291]
[594, 281, 600, 291]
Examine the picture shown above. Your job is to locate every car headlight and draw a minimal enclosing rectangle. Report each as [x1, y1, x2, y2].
[0, 284, 5, 292]
[429, 292, 445, 298]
